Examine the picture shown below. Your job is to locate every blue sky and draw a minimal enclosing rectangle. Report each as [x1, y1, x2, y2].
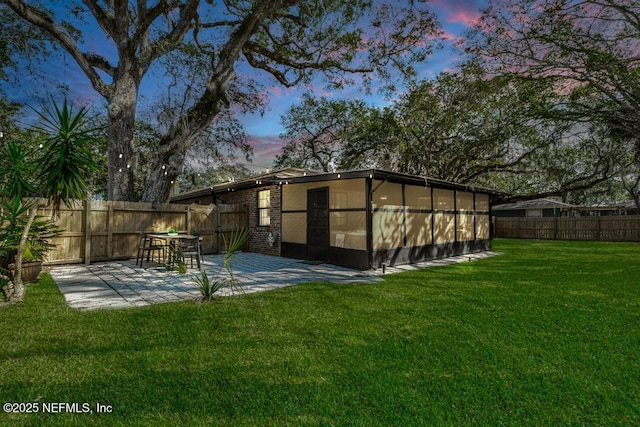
[3, 0, 486, 171]
[235, 0, 486, 170]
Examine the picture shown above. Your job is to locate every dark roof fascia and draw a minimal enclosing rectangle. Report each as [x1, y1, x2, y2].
[254, 169, 498, 194]
[171, 168, 499, 202]
[170, 168, 318, 202]
[369, 169, 497, 194]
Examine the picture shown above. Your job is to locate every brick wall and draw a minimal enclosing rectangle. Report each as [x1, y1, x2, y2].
[217, 184, 281, 256]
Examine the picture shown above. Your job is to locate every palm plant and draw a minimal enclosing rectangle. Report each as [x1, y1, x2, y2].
[195, 227, 248, 302]
[0, 98, 100, 302]
[221, 227, 249, 285]
[33, 98, 99, 215]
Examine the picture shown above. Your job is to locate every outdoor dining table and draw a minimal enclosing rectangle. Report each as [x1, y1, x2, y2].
[148, 233, 202, 268]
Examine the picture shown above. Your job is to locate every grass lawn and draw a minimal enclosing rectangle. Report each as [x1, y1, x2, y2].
[1, 239, 639, 425]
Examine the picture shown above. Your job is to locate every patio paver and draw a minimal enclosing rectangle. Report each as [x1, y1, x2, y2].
[49, 251, 498, 310]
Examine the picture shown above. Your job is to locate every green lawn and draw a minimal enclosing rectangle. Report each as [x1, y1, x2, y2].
[1, 239, 639, 425]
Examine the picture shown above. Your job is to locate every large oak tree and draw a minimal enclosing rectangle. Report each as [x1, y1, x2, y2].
[1, 0, 441, 202]
[466, 0, 640, 207]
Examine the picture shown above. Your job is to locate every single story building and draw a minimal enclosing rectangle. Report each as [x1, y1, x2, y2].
[492, 198, 578, 218]
[171, 168, 494, 270]
[575, 201, 639, 216]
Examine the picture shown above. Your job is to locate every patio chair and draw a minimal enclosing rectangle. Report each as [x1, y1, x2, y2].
[136, 233, 166, 266]
[178, 236, 202, 269]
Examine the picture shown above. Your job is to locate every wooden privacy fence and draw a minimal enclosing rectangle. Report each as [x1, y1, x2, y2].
[3, 199, 248, 265]
[494, 216, 640, 242]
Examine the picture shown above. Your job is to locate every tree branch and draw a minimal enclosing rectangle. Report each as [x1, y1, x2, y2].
[3, 0, 112, 97]
[140, 0, 199, 71]
[81, 0, 116, 36]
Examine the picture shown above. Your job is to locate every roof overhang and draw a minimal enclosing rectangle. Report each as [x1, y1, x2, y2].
[170, 168, 500, 203]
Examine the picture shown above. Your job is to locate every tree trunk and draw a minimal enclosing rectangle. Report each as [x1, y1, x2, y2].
[632, 176, 640, 212]
[141, 85, 229, 203]
[107, 74, 138, 201]
[142, 149, 186, 203]
[8, 204, 40, 303]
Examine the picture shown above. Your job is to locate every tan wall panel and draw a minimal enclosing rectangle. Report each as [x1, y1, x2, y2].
[282, 212, 307, 244]
[434, 213, 455, 244]
[282, 183, 308, 211]
[457, 213, 475, 241]
[433, 189, 454, 211]
[405, 185, 432, 209]
[372, 181, 403, 207]
[476, 193, 490, 212]
[282, 178, 366, 211]
[372, 210, 404, 249]
[476, 215, 490, 239]
[330, 211, 367, 250]
[330, 178, 366, 209]
[457, 191, 474, 212]
[406, 212, 433, 246]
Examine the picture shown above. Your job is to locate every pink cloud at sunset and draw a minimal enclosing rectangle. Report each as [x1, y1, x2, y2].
[244, 135, 288, 169]
[430, 0, 486, 26]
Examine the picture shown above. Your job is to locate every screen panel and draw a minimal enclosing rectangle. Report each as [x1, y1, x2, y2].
[476, 193, 490, 212]
[434, 213, 455, 244]
[372, 210, 404, 250]
[456, 213, 475, 241]
[405, 185, 431, 210]
[372, 181, 403, 208]
[433, 189, 454, 211]
[330, 211, 367, 250]
[456, 191, 474, 212]
[476, 215, 490, 239]
[330, 178, 366, 209]
[281, 212, 306, 244]
[406, 212, 433, 246]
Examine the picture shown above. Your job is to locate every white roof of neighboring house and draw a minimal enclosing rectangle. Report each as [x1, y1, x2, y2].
[493, 198, 577, 211]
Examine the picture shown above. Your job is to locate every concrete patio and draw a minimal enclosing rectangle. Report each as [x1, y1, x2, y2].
[49, 251, 498, 311]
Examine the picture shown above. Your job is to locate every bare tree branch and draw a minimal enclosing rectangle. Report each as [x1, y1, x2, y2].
[3, 0, 112, 97]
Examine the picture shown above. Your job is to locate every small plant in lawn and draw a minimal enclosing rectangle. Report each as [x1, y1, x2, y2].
[195, 227, 248, 302]
[194, 270, 226, 302]
[164, 248, 187, 274]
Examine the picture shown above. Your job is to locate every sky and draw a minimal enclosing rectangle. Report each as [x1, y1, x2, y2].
[239, 0, 486, 170]
[3, 0, 487, 172]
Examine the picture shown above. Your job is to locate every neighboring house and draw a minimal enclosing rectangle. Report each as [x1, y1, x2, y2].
[575, 201, 639, 216]
[492, 198, 578, 218]
[171, 168, 494, 270]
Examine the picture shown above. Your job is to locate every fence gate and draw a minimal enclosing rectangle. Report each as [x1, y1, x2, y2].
[216, 204, 249, 253]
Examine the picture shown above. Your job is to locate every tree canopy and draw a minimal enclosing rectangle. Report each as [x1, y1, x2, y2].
[466, 0, 640, 207]
[276, 63, 628, 203]
[1, 0, 442, 202]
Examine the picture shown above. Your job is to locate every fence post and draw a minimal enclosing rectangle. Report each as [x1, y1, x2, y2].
[186, 204, 191, 233]
[107, 202, 114, 261]
[84, 199, 92, 265]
